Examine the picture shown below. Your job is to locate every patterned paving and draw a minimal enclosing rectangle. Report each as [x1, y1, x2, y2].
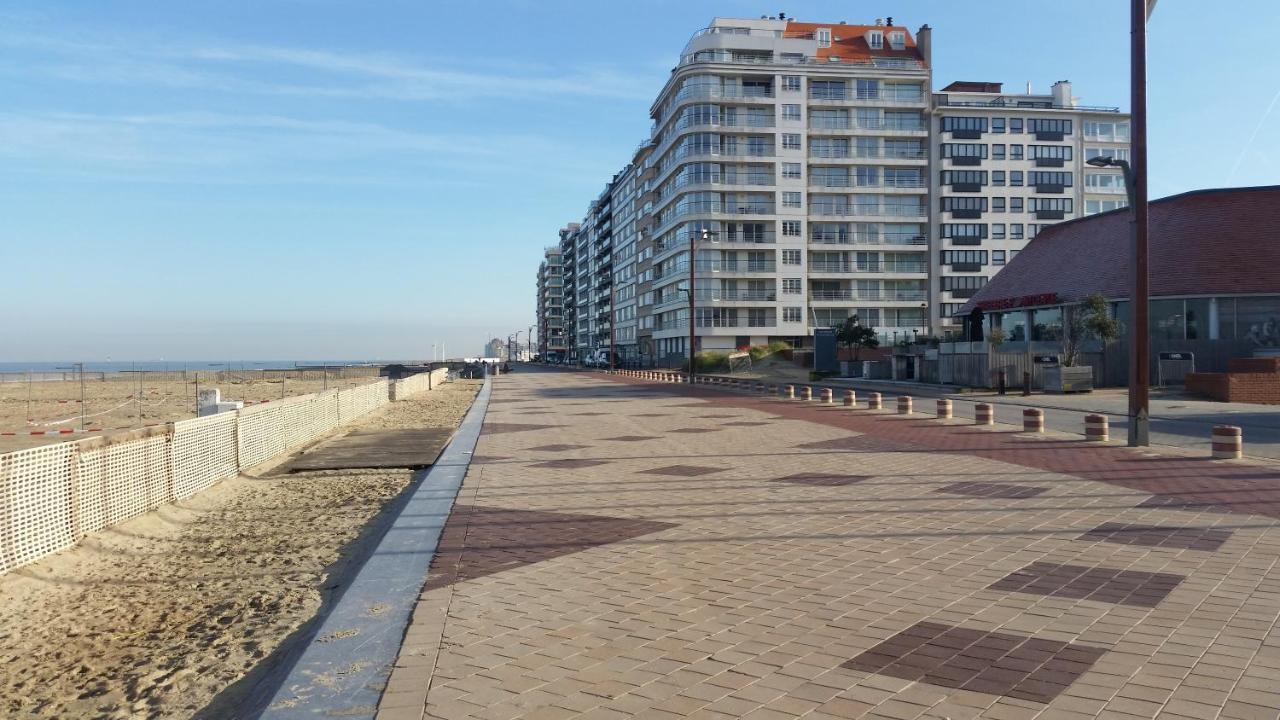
[377, 370, 1280, 720]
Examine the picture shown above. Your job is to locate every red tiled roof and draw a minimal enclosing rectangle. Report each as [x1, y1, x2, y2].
[784, 21, 925, 65]
[960, 186, 1280, 315]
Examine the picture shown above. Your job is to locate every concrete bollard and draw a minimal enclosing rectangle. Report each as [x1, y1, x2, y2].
[1212, 425, 1243, 459]
[975, 403, 994, 425]
[897, 396, 913, 414]
[1085, 414, 1109, 442]
[843, 390, 856, 407]
[820, 388, 833, 404]
[1023, 408, 1045, 433]
[867, 392, 882, 410]
[784, 385, 796, 400]
[936, 399, 953, 419]
[800, 386, 813, 401]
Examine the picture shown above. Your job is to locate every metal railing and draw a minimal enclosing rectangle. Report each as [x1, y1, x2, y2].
[699, 289, 777, 301]
[808, 147, 927, 159]
[810, 288, 928, 301]
[672, 144, 777, 161]
[808, 205, 927, 218]
[808, 260, 928, 273]
[934, 96, 1120, 113]
[809, 88, 925, 103]
[808, 176, 927, 189]
[808, 117, 927, 131]
[810, 231, 929, 246]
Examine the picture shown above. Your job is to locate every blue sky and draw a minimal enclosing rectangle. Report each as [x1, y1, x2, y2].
[3, 1, 1277, 361]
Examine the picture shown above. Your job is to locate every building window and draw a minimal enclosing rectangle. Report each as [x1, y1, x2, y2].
[781, 221, 801, 237]
[889, 31, 905, 49]
[783, 306, 802, 322]
[992, 223, 1006, 239]
[781, 191, 802, 208]
[782, 278, 802, 294]
[992, 250, 1006, 265]
[781, 133, 801, 150]
[857, 79, 879, 99]
[1084, 121, 1130, 141]
[816, 27, 832, 47]
[940, 250, 988, 266]
[782, 75, 801, 92]
[1030, 198, 1074, 213]
[1086, 147, 1131, 163]
[992, 171, 1006, 186]
[1085, 173, 1125, 191]
[1009, 144, 1024, 160]
[941, 223, 988, 239]
[1086, 199, 1129, 215]
[782, 162, 801, 179]
[1010, 223, 1024, 239]
[1011, 197, 1024, 213]
[991, 144, 1006, 160]
[992, 118, 1006, 134]
[992, 197, 1006, 213]
[941, 276, 988, 291]
[1027, 118, 1073, 135]
[782, 104, 801, 121]
[940, 117, 988, 132]
[941, 143, 988, 159]
[782, 249, 801, 264]
[867, 30, 882, 49]
[1010, 171, 1024, 187]
[1030, 145, 1073, 161]
[941, 197, 988, 213]
[1010, 118, 1023, 134]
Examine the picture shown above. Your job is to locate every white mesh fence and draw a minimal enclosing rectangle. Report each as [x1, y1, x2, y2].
[0, 376, 402, 575]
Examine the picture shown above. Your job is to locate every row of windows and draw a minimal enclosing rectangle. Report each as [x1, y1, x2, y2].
[941, 117, 1089, 135]
[941, 144, 1074, 161]
[941, 223, 1055, 240]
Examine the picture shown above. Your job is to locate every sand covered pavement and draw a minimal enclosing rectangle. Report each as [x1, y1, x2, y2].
[0, 379, 480, 719]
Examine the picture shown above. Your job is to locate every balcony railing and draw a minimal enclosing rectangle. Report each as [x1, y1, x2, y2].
[700, 289, 777, 301]
[934, 96, 1120, 113]
[808, 260, 927, 273]
[667, 173, 775, 194]
[809, 231, 928, 246]
[675, 114, 777, 131]
[808, 177, 927, 189]
[708, 261, 776, 273]
[807, 118, 927, 132]
[672, 144, 777, 161]
[810, 289, 928, 302]
[669, 85, 776, 106]
[665, 201, 777, 219]
[695, 316, 777, 328]
[808, 88, 925, 103]
[657, 230, 776, 252]
[809, 147, 928, 160]
[809, 205, 927, 218]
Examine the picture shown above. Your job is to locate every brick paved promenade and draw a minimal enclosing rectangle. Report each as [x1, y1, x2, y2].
[377, 368, 1280, 720]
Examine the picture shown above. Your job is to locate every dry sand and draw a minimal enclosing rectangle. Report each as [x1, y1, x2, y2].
[0, 373, 381, 453]
[0, 379, 481, 719]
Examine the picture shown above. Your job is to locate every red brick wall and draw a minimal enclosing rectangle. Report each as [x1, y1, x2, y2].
[1187, 370, 1280, 405]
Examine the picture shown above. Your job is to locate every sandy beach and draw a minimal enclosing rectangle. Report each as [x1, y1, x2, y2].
[0, 371, 382, 453]
[0, 379, 480, 719]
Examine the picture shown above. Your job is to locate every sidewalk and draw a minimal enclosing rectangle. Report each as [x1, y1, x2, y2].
[377, 368, 1280, 720]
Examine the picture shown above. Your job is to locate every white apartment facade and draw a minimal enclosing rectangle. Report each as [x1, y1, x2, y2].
[636, 15, 934, 357]
[930, 80, 1131, 334]
[536, 245, 566, 360]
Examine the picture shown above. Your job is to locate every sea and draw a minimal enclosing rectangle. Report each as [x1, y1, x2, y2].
[0, 361, 387, 374]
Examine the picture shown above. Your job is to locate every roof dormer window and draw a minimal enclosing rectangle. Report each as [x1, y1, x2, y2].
[889, 31, 905, 50]
[816, 28, 832, 47]
[867, 30, 883, 49]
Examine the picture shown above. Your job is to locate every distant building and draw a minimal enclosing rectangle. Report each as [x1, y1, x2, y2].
[931, 80, 1131, 333]
[483, 338, 507, 359]
[536, 245, 566, 360]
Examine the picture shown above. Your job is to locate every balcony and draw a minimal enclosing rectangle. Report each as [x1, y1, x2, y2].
[806, 118, 927, 132]
[808, 177, 926, 189]
[700, 289, 777, 302]
[809, 205, 927, 219]
[657, 230, 776, 252]
[807, 88, 925, 104]
[672, 144, 777, 162]
[809, 260, 927, 274]
[809, 289, 928, 302]
[809, 231, 928, 247]
[695, 316, 777, 329]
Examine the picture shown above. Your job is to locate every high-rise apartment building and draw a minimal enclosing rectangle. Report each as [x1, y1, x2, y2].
[930, 81, 1131, 333]
[637, 15, 933, 358]
[540, 15, 1129, 361]
[536, 245, 567, 360]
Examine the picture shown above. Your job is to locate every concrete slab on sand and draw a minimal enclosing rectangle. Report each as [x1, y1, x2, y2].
[281, 428, 454, 471]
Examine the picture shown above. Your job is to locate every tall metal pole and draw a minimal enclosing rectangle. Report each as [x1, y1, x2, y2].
[1128, 0, 1151, 446]
[688, 230, 698, 381]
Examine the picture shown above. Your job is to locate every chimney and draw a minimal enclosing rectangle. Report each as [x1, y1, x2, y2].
[886, 16, 894, 26]
[1051, 80, 1073, 108]
[779, 11, 786, 20]
[916, 24, 932, 67]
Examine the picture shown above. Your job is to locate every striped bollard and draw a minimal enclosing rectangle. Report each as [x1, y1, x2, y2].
[800, 386, 813, 401]
[784, 385, 795, 400]
[867, 392, 882, 410]
[1023, 408, 1044, 433]
[975, 403, 994, 425]
[820, 388, 833, 404]
[1085, 414, 1109, 442]
[936, 399, 953, 420]
[897, 396, 912, 414]
[1212, 426, 1243, 460]
[843, 390, 856, 407]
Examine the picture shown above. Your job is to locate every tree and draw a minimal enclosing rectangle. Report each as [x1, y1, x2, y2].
[835, 314, 880, 363]
[1062, 293, 1122, 367]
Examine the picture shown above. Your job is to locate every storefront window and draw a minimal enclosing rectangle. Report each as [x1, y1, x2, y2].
[1150, 299, 1185, 340]
[1238, 296, 1280, 348]
[1031, 307, 1062, 341]
[996, 311, 1028, 342]
[1184, 298, 1211, 340]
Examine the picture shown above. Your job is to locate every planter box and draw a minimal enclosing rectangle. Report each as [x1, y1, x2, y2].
[1044, 366, 1093, 393]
